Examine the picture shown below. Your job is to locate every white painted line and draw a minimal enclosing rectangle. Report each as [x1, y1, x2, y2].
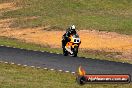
[56, 53, 60, 54]
[71, 72, 76, 74]
[31, 66, 35, 68]
[33, 50, 37, 51]
[44, 68, 48, 70]
[0, 45, 4, 46]
[23, 65, 27, 67]
[6, 46, 10, 47]
[37, 67, 40, 69]
[41, 51, 44, 52]
[11, 63, 15, 65]
[58, 70, 63, 72]
[50, 69, 54, 71]
[17, 64, 21, 66]
[4, 62, 8, 64]
[65, 71, 70, 73]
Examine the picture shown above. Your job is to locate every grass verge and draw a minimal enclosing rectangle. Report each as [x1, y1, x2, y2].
[0, 37, 131, 64]
[0, 62, 132, 88]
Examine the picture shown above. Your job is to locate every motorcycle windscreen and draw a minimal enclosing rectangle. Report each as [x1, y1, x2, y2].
[72, 34, 79, 38]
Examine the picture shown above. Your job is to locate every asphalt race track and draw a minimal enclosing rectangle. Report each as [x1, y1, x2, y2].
[0, 46, 132, 79]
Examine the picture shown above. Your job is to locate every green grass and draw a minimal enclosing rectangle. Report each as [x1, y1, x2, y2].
[0, 1, 132, 87]
[0, 37, 131, 64]
[0, 0, 14, 3]
[1, 0, 132, 34]
[0, 63, 132, 88]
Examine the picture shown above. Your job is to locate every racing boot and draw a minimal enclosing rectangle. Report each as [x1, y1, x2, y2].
[65, 46, 73, 55]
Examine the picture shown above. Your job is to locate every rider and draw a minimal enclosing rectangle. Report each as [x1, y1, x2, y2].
[62, 25, 77, 48]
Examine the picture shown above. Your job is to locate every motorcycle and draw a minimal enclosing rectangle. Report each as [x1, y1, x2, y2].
[62, 34, 81, 57]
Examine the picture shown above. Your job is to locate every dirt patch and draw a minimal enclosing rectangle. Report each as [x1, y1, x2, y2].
[79, 30, 132, 52]
[0, 18, 13, 28]
[0, 18, 132, 59]
[0, 2, 21, 14]
[0, 2, 16, 10]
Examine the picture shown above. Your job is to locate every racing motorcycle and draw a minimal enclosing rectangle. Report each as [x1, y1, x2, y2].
[62, 34, 81, 57]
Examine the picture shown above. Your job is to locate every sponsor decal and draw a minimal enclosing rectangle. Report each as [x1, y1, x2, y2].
[76, 66, 131, 85]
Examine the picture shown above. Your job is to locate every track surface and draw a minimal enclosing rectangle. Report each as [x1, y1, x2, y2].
[0, 46, 132, 79]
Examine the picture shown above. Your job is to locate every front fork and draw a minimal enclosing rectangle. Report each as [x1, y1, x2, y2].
[65, 44, 79, 55]
[71, 44, 79, 53]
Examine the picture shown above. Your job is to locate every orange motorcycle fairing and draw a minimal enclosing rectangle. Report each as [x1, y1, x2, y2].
[66, 42, 73, 47]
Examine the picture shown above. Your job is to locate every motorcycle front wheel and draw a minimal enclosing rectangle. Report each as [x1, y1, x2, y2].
[73, 46, 78, 57]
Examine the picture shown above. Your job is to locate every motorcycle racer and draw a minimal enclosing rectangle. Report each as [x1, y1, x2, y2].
[62, 25, 77, 48]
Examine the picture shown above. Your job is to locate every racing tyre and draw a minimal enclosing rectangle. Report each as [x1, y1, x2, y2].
[63, 48, 68, 56]
[73, 46, 78, 57]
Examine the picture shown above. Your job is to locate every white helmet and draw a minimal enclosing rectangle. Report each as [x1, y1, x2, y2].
[71, 25, 75, 29]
